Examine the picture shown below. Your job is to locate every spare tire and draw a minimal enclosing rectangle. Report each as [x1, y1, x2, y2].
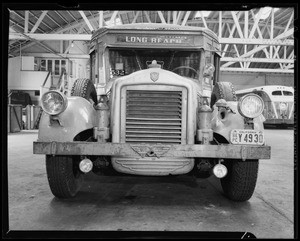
[210, 82, 237, 108]
[71, 78, 97, 105]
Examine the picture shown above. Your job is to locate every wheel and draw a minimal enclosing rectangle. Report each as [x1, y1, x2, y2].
[46, 155, 83, 198]
[71, 78, 97, 105]
[172, 66, 198, 77]
[220, 159, 259, 201]
[210, 82, 237, 108]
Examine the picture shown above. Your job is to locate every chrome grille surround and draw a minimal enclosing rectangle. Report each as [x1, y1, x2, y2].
[113, 85, 192, 176]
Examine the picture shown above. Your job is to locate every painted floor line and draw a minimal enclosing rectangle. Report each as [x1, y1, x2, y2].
[255, 192, 293, 224]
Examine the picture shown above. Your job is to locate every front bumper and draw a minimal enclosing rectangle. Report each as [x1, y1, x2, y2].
[33, 142, 271, 160]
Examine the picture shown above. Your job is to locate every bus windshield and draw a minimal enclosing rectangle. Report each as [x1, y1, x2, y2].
[283, 91, 293, 96]
[108, 48, 201, 80]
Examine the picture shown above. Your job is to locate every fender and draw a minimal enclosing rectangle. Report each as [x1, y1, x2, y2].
[211, 101, 265, 142]
[38, 97, 97, 142]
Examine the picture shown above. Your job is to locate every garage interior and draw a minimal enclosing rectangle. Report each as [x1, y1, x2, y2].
[5, 7, 295, 239]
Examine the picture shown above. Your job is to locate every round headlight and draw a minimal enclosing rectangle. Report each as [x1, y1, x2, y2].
[238, 94, 264, 118]
[41, 91, 68, 115]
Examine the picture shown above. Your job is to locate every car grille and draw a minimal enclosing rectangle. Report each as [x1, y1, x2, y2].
[125, 90, 184, 144]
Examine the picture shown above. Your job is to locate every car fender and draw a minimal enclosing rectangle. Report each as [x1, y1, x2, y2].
[211, 101, 245, 141]
[38, 97, 97, 142]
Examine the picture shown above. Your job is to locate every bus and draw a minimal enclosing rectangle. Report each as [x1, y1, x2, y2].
[236, 85, 294, 127]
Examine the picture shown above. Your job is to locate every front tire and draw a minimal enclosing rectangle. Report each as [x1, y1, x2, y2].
[220, 159, 259, 201]
[46, 155, 83, 198]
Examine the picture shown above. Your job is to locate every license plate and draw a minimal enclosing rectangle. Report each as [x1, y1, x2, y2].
[230, 129, 264, 145]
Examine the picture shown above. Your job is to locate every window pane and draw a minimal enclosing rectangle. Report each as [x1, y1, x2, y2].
[205, 51, 212, 64]
[47, 60, 53, 73]
[69, 61, 73, 76]
[61, 60, 66, 73]
[40, 60, 46, 71]
[34, 58, 38, 71]
[55, 60, 60, 75]
[272, 91, 282, 96]
[90, 51, 96, 82]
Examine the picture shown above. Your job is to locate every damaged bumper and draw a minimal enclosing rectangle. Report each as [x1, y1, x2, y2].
[33, 142, 271, 160]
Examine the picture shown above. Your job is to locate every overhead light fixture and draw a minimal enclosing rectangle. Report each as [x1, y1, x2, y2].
[195, 11, 211, 18]
[256, 7, 280, 20]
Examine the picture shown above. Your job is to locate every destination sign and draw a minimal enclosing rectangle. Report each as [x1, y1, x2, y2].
[116, 35, 194, 44]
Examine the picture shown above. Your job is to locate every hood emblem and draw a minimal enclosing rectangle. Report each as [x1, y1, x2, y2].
[131, 145, 171, 158]
[150, 72, 159, 82]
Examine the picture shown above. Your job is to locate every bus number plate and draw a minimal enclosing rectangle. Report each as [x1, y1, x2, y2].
[230, 130, 264, 145]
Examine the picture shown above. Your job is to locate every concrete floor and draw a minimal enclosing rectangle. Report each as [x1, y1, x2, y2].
[7, 128, 294, 238]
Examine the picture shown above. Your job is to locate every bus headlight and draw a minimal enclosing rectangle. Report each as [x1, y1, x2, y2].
[238, 94, 264, 118]
[41, 91, 68, 115]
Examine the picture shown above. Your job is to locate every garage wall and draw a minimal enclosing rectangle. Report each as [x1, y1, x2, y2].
[220, 71, 294, 91]
[8, 56, 50, 91]
[22, 41, 90, 80]
[8, 56, 51, 106]
[8, 56, 21, 89]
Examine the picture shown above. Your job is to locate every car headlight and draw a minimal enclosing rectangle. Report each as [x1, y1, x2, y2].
[41, 91, 68, 115]
[238, 94, 264, 118]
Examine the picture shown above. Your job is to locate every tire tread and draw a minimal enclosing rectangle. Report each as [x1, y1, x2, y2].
[221, 160, 259, 201]
[71, 78, 97, 104]
[46, 155, 83, 198]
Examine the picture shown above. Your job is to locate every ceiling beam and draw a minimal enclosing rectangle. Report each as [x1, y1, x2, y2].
[157, 11, 166, 24]
[9, 32, 92, 41]
[21, 52, 89, 59]
[109, 11, 119, 25]
[99, 11, 104, 28]
[248, 8, 263, 39]
[181, 11, 191, 26]
[199, 11, 208, 28]
[173, 11, 177, 24]
[79, 11, 94, 32]
[10, 10, 46, 33]
[220, 38, 293, 46]
[221, 28, 294, 68]
[30, 11, 48, 33]
[221, 57, 294, 64]
[24, 11, 29, 33]
[221, 13, 242, 57]
[231, 11, 244, 38]
[11, 34, 293, 45]
[131, 11, 141, 24]
[218, 11, 222, 38]
[220, 67, 293, 73]
[144, 11, 152, 23]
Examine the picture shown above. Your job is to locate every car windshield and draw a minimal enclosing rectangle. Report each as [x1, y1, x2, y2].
[108, 48, 201, 80]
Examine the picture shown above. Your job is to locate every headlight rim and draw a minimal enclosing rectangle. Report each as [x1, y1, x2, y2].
[41, 90, 68, 116]
[238, 93, 264, 119]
